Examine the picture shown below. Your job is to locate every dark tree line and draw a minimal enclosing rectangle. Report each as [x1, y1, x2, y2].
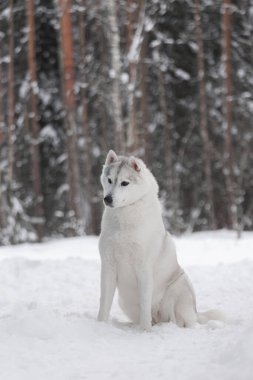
[0, 0, 252, 245]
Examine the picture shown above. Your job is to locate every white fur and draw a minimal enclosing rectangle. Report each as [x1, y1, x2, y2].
[98, 151, 223, 331]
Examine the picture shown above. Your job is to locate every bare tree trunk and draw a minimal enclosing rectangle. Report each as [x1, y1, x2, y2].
[139, 31, 149, 162]
[58, 0, 83, 230]
[127, 0, 137, 154]
[7, 0, 15, 191]
[126, 0, 145, 154]
[193, 0, 216, 229]
[105, 0, 124, 152]
[157, 48, 177, 229]
[158, 73, 172, 183]
[0, 24, 4, 229]
[221, 0, 238, 230]
[26, 0, 45, 240]
[78, 1, 93, 234]
[0, 17, 4, 148]
[0, 36, 3, 147]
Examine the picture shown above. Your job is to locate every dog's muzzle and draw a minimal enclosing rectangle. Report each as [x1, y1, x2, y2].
[104, 195, 113, 207]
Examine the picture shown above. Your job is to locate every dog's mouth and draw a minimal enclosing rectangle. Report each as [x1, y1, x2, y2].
[104, 203, 114, 208]
[103, 199, 114, 208]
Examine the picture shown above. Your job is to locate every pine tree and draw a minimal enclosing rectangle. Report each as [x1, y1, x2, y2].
[221, 0, 238, 230]
[58, 0, 83, 233]
[26, 0, 45, 240]
[193, 0, 215, 229]
[104, 0, 124, 152]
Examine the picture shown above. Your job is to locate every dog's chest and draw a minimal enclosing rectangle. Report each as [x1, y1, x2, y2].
[109, 233, 145, 290]
[101, 210, 160, 266]
[112, 232, 143, 262]
[101, 227, 147, 268]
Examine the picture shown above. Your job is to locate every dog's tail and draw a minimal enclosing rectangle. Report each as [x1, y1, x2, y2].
[197, 309, 226, 324]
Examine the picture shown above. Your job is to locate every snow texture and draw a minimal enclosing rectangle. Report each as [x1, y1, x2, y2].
[0, 231, 252, 380]
[127, 9, 145, 64]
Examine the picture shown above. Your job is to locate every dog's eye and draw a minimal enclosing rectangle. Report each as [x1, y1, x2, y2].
[108, 178, 112, 184]
[121, 181, 129, 186]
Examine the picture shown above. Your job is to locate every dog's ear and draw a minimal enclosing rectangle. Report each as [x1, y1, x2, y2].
[129, 157, 141, 172]
[105, 150, 118, 165]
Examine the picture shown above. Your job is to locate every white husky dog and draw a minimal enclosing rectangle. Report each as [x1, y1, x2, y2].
[98, 150, 222, 330]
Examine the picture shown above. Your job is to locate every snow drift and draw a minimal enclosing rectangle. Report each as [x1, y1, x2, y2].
[0, 231, 252, 380]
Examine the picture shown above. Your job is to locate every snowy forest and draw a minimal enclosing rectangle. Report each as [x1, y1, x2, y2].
[0, 0, 252, 244]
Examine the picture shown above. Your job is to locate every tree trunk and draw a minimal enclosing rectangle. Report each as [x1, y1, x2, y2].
[126, 0, 145, 155]
[157, 48, 177, 228]
[105, 0, 124, 152]
[193, 0, 216, 229]
[78, 1, 93, 234]
[7, 0, 15, 191]
[58, 0, 83, 230]
[0, 33, 4, 147]
[0, 23, 4, 229]
[221, 0, 238, 230]
[127, 0, 137, 154]
[26, 0, 45, 241]
[139, 31, 149, 162]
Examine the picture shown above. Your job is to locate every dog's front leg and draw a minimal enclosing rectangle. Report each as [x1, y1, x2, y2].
[136, 265, 153, 331]
[97, 257, 117, 322]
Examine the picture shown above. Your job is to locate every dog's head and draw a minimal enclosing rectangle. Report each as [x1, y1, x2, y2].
[101, 150, 156, 209]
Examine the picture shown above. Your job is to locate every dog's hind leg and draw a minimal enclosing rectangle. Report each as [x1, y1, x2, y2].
[175, 295, 197, 327]
[159, 273, 197, 327]
[174, 275, 197, 327]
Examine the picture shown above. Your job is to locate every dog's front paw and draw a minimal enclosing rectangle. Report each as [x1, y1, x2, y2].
[140, 319, 152, 332]
[140, 324, 152, 332]
[97, 312, 108, 322]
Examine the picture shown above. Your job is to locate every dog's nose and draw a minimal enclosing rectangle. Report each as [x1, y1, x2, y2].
[104, 195, 113, 206]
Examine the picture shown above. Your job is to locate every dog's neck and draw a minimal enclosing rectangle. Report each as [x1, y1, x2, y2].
[103, 190, 163, 231]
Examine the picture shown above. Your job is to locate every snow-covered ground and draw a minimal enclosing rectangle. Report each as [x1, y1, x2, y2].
[0, 231, 252, 380]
